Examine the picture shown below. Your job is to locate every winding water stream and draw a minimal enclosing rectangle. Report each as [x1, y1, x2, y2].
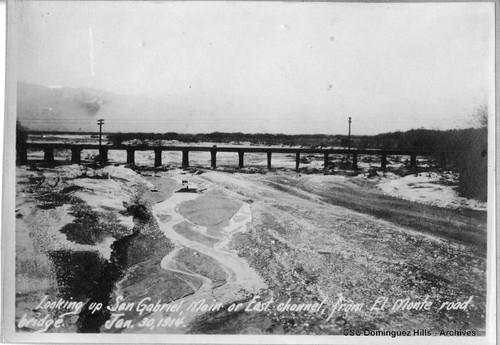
[139, 180, 266, 333]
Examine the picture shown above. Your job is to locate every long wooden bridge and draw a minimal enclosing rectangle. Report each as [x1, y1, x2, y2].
[18, 143, 449, 171]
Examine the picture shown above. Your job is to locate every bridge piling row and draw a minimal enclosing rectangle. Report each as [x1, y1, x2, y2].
[20, 144, 444, 173]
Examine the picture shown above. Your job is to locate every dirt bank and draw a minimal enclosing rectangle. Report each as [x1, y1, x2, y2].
[15, 166, 181, 333]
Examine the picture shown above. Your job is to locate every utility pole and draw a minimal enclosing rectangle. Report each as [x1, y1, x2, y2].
[348, 116, 352, 154]
[97, 119, 104, 148]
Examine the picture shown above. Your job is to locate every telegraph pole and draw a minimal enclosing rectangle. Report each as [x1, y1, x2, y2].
[97, 119, 104, 148]
[348, 117, 352, 154]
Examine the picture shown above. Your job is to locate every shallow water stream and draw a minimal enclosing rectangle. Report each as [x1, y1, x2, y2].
[138, 180, 266, 333]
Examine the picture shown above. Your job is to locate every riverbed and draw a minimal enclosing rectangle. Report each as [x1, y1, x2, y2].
[15, 164, 488, 334]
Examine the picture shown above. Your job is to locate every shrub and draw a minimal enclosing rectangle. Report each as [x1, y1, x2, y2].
[108, 132, 125, 146]
[455, 128, 487, 201]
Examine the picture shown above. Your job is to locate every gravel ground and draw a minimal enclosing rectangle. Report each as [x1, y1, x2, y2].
[15, 164, 488, 335]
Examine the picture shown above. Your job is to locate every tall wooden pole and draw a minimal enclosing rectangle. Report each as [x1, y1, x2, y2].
[348, 117, 352, 153]
[97, 119, 104, 148]
[97, 119, 104, 164]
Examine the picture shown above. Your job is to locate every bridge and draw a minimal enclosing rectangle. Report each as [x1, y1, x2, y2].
[17, 143, 449, 172]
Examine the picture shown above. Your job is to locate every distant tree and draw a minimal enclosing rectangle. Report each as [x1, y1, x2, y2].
[456, 106, 488, 201]
[475, 104, 488, 128]
[109, 132, 125, 146]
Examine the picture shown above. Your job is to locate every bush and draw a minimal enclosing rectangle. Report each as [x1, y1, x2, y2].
[108, 132, 125, 146]
[455, 128, 487, 201]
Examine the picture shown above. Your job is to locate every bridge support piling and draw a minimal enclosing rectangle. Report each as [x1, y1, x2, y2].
[154, 149, 162, 167]
[439, 152, 447, 168]
[352, 153, 358, 170]
[22, 144, 441, 174]
[182, 150, 189, 168]
[381, 153, 387, 171]
[44, 148, 54, 162]
[410, 154, 417, 172]
[71, 148, 81, 164]
[17, 146, 28, 165]
[99, 148, 108, 164]
[238, 151, 244, 169]
[127, 149, 135, 165]
[211, 148, 217, 169]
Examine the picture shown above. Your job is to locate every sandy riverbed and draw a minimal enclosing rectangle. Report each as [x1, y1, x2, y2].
[14, 162, 488, 335]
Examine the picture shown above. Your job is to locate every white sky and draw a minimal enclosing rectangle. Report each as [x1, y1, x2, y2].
[13, 1, 494, 135]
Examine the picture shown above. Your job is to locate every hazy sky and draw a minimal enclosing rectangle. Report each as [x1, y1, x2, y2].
[13, 1, 494, 135]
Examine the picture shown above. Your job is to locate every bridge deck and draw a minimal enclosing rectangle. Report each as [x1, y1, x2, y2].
[19, 143, 451, 171]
